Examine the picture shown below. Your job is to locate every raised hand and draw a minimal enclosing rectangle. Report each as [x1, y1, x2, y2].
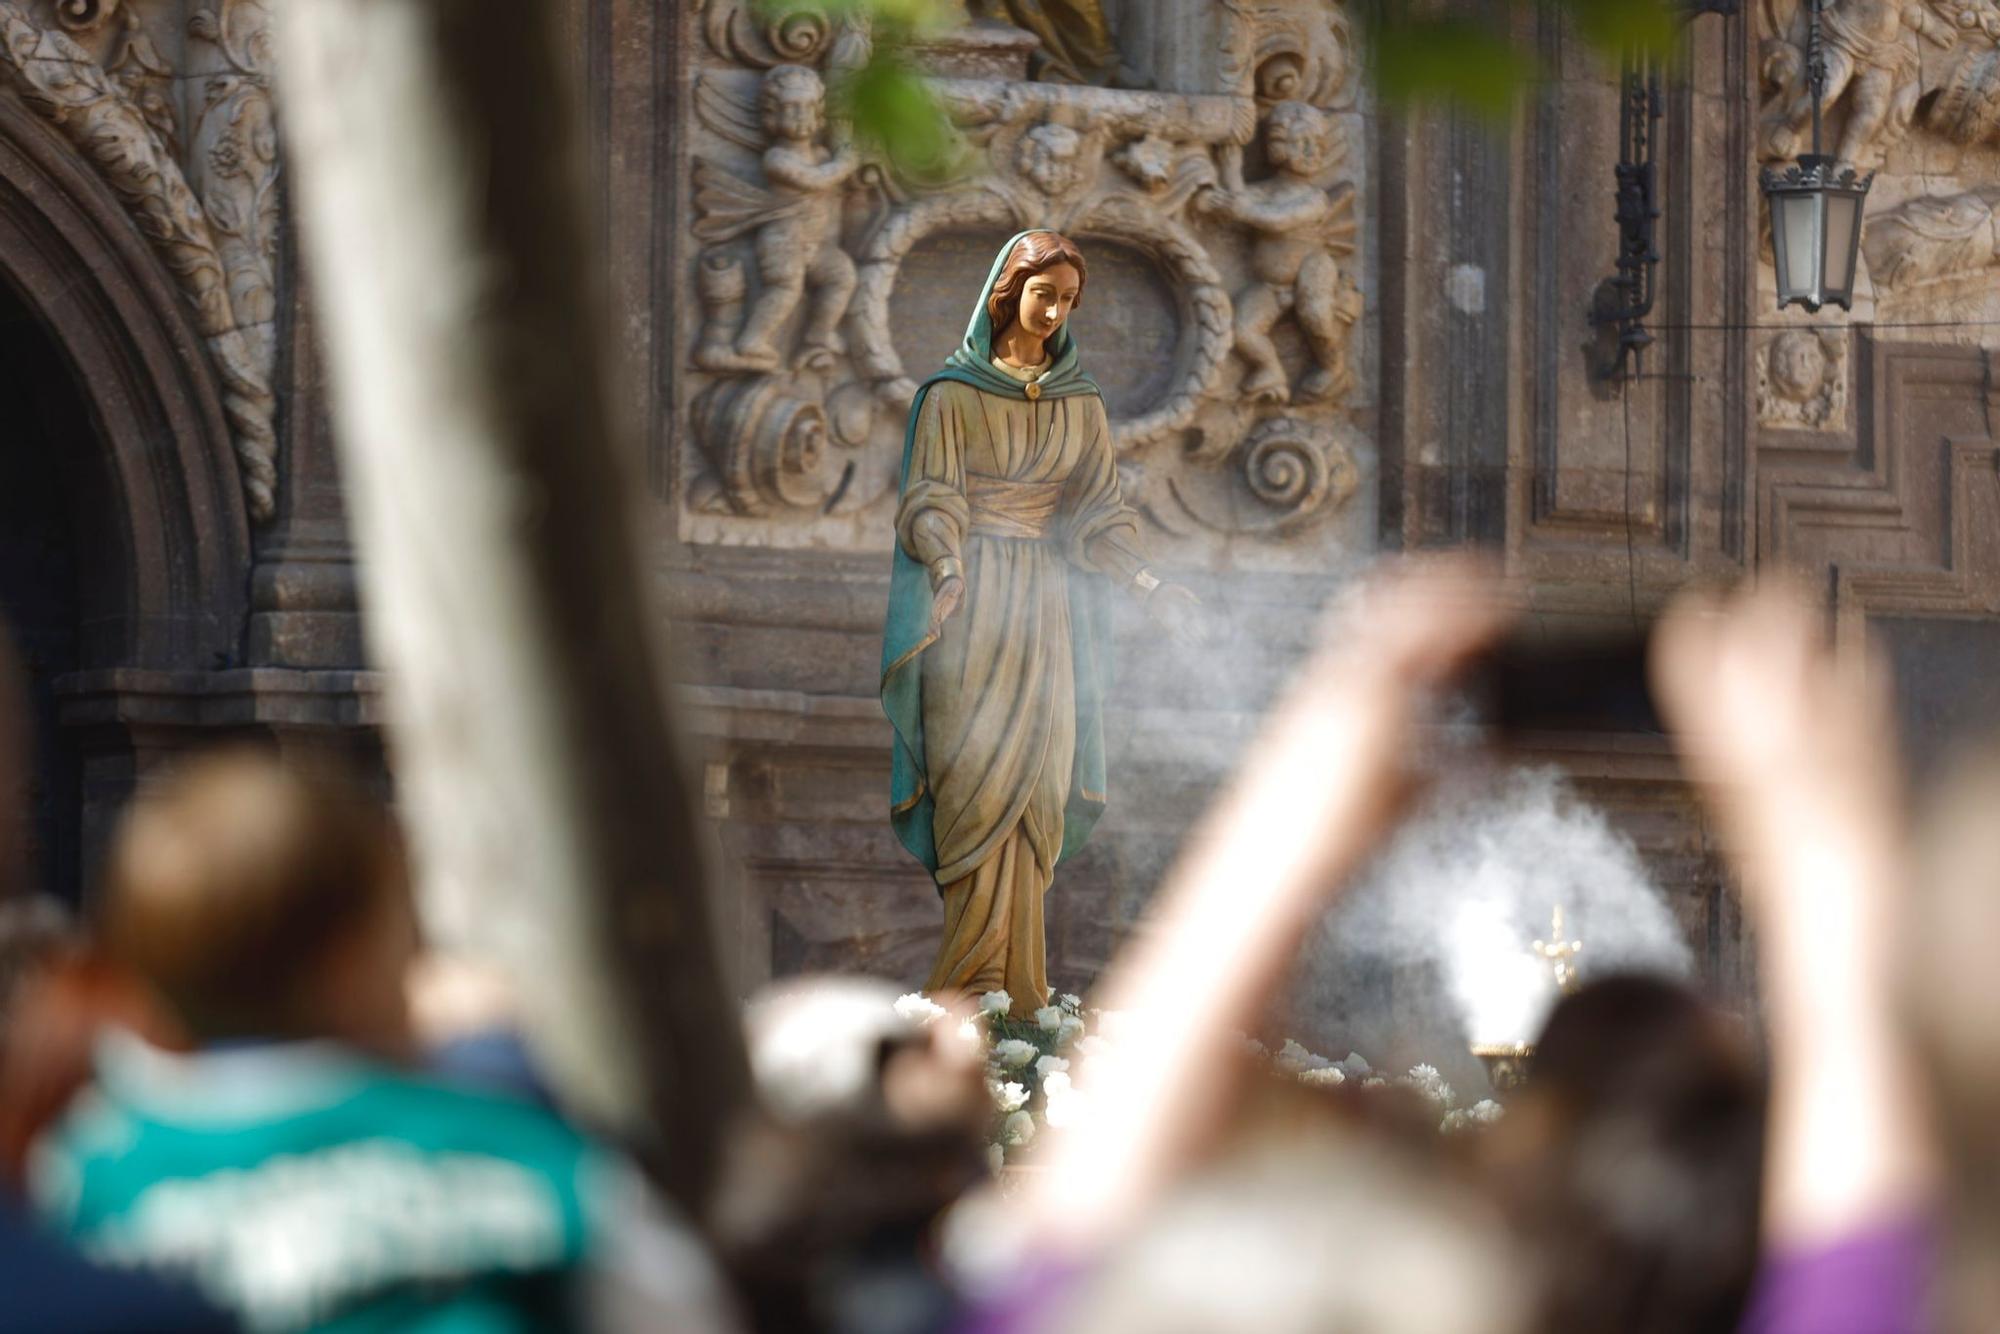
[1651, 582, 1932, 1252]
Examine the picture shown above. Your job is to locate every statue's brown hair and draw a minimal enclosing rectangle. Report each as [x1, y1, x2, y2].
[986, 230, 1087, 338]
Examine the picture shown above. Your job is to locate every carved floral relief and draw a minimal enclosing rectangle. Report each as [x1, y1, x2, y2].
[681, 0, 1370, 562]
[0, 0, 280, 520]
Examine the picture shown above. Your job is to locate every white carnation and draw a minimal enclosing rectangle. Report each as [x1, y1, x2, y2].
[1034, 1006, 1064, 1031]
[893, 993, 947, 1026]
[978, 991, 1013, 1016]
[1042, 1071, 1084, 1129]
[1056, 1015, 1086, 1047]
[992, 1038, 1038, 1069]
[1297, 1066, 1346, 1089]
[1003, 1110, 1037, 1147]
[1441, 1098, 1503, 1136]
[1035, 1054, 1069, 1079]
[1401, 1063, 1455, 1110]
[1059, 993, 1083, 1009]
[990, 1079, 1029, 1113]
[1275, 1039, 1332, 1074]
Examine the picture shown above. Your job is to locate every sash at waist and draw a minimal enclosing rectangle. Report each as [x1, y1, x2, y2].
[966, 472, 1063, 540]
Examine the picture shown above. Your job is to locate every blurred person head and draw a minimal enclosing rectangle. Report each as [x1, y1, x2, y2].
[1046, 1127, 1527, 1334]
[1905, 748, 2000, 1331]
[0, 895, 71, 1037]
[0, 952, 171, 1191]
[717, 976, 989, 1334]
[0, 895, 81, 1167]
[95, 749, 418, 1057]
[1482, 972, 1765, 1334]
[0, 626, 25, 904]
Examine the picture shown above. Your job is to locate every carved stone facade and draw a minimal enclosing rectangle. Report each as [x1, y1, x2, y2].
[0, 0, 280, 520]
[624, 0, 2000, 1044]
[5, 1, 2000, 1072]
[675, 0, 1372, 565]
[0, 0, 371, 900]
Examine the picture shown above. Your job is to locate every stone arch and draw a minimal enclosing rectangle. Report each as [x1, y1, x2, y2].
[0, 95, 248, 670]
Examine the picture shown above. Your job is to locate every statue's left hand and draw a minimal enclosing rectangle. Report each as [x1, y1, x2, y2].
[929, 574, 965, 639]
[1145, 582, 1205, 647]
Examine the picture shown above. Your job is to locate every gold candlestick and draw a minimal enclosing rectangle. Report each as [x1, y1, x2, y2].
[1532, 904, 1583, 996]
[1471, 906, 1586, 1095]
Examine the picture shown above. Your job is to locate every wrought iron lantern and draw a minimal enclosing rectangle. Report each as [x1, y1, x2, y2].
[1593, 1, 1743, 381]
[1760, 0, 1873, 312]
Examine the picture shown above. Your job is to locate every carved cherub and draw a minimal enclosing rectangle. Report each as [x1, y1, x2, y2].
[1193, 100, 1360, 405]
[1017, 122, 1085, 197]
[1761, 0, 1957, 167]
[692, 64, 860, 373]
[1755, 329, 1846, 429]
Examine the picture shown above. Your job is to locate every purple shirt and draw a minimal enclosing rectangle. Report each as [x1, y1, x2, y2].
[1741, 1213, 1932, 1334]
[955, 1257, 1090, 1334]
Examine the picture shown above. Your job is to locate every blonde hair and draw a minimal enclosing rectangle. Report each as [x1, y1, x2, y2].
[98, 750, 407, 1040]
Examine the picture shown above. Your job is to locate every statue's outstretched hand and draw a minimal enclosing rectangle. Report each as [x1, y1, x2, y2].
[928, 574, 965, 639]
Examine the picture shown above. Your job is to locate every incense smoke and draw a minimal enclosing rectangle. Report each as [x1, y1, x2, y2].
[1327, 766, 1692, 1046]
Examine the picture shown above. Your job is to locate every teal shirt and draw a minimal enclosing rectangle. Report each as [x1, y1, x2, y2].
[32, 1033, 610, 1334]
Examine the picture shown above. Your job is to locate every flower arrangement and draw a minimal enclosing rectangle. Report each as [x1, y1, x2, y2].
[894, 990, 1505, 1167]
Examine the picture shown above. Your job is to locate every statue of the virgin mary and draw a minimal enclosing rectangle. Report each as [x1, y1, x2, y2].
[880, 230, 1196, 1017]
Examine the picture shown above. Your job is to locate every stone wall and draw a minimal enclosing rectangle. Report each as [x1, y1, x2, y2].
[590, 0, 2000, 1038]
[3, 0, 1999, 1060]
[632, 0, 1384, 1001]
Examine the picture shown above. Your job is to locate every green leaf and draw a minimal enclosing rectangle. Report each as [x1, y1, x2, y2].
[833, 50, 963, 180]
[1370, 17, 1541, 118]
[1560, 0, 1681, 57]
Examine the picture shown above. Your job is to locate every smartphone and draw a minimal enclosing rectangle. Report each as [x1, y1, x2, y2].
[1461, 623, 1663, 736]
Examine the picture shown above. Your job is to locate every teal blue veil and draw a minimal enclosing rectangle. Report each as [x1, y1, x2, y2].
[879, 230, 1112, 880]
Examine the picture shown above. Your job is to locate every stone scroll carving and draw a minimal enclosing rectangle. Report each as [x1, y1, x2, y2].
[1221, 0, 1356, 111]
[0, 0, 279, 521]
[1862, 185, 2000, 289]
[682, 0, 1371, 558]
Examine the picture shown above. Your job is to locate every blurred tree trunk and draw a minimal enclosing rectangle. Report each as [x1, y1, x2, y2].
[271, 0, 750, 1211]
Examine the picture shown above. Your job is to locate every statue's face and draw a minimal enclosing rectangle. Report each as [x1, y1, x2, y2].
[1267, 103, 1331, 175]
[768, 88, 823, 141]
[1016, 262, 1082, 342]
[1771, 332, 1827, 401]
[1018, 125, 1083, 196]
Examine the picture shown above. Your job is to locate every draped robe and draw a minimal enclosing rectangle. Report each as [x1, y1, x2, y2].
[894, 364, 1147, 1013]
